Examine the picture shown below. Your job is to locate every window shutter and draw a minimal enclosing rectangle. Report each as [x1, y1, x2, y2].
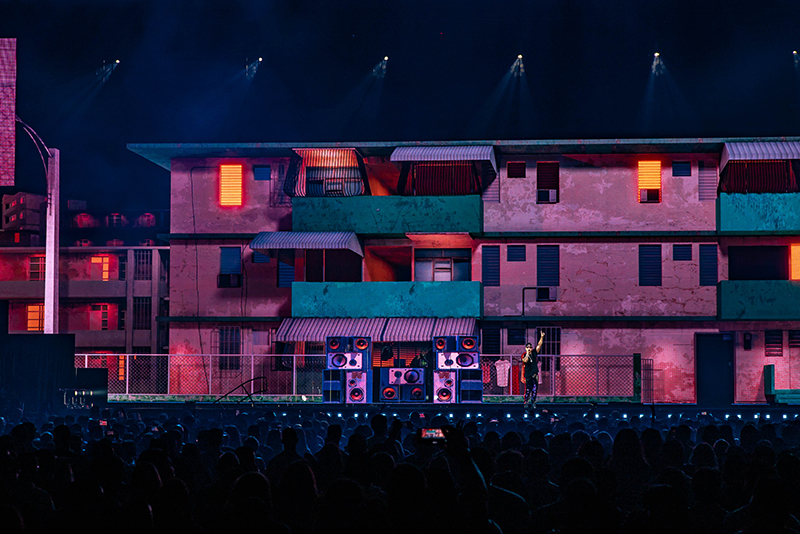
[537, 162, 559, 190]
[507, 162, 526, 178]
[639, 245, 662, 286]
[220, 247, 241, 274]
[672, 161, 691, 176]
[482, 246, 500, 287]
[537, 245, 559, 287]
[638, 161, 662, 203]
[482, 327, 501, 354]
[789, 331, 800, 348]
[507, 328, 526, 345]
[278, 256, 295, 288]
[765, 330, 783, 357]
[699, 244, 718, 286]
[252, 251, 270, 263]
[253, 166, 272, 181]
[673, 244, 692, 261]
[698, 161, 718, 201]
[507, 245, 526, 262]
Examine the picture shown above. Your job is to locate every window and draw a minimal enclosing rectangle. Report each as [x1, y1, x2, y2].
[134, 250, 152, 280]
[638, 161, 662, 203]
[537, 162, 559, 203]
[219, 164, 243, 206]
[26, 304, 44, 332]
[536, 246, 559, 301]
[728, 246, 788, 281]
[507, 328, 526, 346]
[698, 161, 718, 201]
[91, 256, 111, 281]
[119, 254, 127, 281]
[278, 251, 295, 288]
[507, 162, 526, 178]
[29, 256, 45, 281]
[254, 166, 271, 181]
[507, 245, 526, 262]
[535, 326, 562, 371]
[792, 244, 800, 281]
[482, 327, 501, 354]
[253, 251, 270, 263]
[90, 304, 109, 331]
[765, 330, 783, 357]
[216, 326, 241, 370]
[119, 307, 126, 330]
[133, 297, 151, 330]
[107, 213, 127, 227]
[639, 245, 662, 286]
[220, 247, 242, 275]
[414, 249, 470, 282]
[482, 245, 500, 287]
[673, 244, 692, 261]
[672, 161, 691, 177]
[699, 245, 718, 286]
[789, 331, 800, 348]
[136, 213, 156, 227]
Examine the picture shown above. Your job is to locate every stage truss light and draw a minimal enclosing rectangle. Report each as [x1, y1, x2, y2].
[245, 57, 261, 80]
[651, 52, 665, 76]
[372, 56, 388, 78]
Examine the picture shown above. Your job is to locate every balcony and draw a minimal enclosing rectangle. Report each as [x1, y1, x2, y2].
[718, 280, 800, 320]
[718, 193, 800, 233]
[0, 280, 127, 299]
[291, 281, 482, 318]
[292, 196, 482, 234]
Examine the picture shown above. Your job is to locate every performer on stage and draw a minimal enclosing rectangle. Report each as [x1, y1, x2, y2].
[521, 331, 546, 411]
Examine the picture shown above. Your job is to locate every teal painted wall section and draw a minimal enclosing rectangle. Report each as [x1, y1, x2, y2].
[718, 193, 800, 232]
[292, 281, 482, 317]
[292, 196, 482, 234]
[718, 280, 800, 320]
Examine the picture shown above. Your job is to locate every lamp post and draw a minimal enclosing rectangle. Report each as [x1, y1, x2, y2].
[16, 116, 60, 333]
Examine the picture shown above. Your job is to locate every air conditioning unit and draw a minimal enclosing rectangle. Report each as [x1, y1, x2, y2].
[537, 189, 557, 203]
[217, 273, 242, 288]
[640, 188, 660, 203]
[536, 286, 558, 302]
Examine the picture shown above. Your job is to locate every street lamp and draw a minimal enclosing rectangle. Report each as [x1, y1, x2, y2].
[16, 116, 60, 334]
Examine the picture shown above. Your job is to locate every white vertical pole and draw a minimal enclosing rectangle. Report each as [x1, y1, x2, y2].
[44, 148, 59, 334]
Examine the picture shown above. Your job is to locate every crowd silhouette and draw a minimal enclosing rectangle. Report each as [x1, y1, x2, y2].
[0, 404, 799, 533]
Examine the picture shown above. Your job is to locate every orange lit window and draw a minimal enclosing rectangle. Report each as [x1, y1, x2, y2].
[26, 304, 44, 332]
[29, 256, 45, 281]
[220, 164, 243, 206]
[118, 355, 126, 381]
[638, 161, 662, 203]
[91, 256, 111, 281]
[792, 244, 800, 281]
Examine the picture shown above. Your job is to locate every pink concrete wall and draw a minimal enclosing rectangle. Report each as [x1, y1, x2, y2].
[730, 325, 800, 403]
[169, 239, 290, 318]
[8, 301, 120, 331]
[485, 154, 718, 232]
[483, 242, 718, 317]
[0, 252, 122, 281]
[170, 158, 292, 234]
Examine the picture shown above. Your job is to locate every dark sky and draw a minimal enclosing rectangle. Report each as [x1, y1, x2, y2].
[2, 0, 800, 210]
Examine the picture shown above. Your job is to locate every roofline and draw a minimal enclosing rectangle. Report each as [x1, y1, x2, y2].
[128, 136, 800, 170]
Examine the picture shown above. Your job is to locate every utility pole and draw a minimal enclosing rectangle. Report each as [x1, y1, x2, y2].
[44, 148, 59, 333]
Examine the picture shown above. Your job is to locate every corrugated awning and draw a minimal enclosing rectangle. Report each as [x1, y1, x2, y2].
[250, 231, 363, 257]
[390, 146, 497, 173]
[721, 142, 800, 171]
[276, 317, 477, 342]
[275, 317, 385, 343]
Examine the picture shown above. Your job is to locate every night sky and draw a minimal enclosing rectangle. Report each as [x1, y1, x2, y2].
[2, 0, 800, 210]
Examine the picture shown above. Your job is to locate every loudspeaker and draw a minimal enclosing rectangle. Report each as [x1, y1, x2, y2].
[433, 370, 457, 404]
[326, 336, 370, 370]
[457, 335, 479, 352]
[436, 351, 480, 370]
[345, 370, 371, 404]
[379, 368, 426, 402]
[433, 336, 456, 352]
[322, 370, 343, 403]
[459, 369, 483, 403]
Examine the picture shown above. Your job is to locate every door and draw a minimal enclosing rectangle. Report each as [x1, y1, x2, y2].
[695, 333, 734, 407]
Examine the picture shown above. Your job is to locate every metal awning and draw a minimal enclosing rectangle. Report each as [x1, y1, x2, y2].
[390, 146, 498, 173]
[275, 317, 385, 343]
[276, 317, 477, 342]
[250, 231, 363, 257]
[721, 141, 800, 171]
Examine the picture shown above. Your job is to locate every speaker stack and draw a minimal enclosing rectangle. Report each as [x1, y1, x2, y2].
[324, 336, 372, 404]
[433, 335, 482, 403]
[379, 367, 426, 402]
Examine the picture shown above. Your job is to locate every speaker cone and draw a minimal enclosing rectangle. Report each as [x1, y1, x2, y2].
[456, 353, 474, 367]
[350, 388, 364, 401]
[410, 387, 424, 400]
[435, 337, 447, 350]
[382, 387, 397, 400]
[460, 337, 477, 350]
[355, 337, 369, 350]
[331, 354, 347, 367]
[437, 388, 452, 401]
[328, 338, 341, 350]
[404, 370, 420, 383]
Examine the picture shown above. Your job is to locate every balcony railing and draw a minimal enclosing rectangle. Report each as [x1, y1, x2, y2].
[75, 353, 641, 403]
[718, 193, 800, 233]
[718, 280, 800, 320]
